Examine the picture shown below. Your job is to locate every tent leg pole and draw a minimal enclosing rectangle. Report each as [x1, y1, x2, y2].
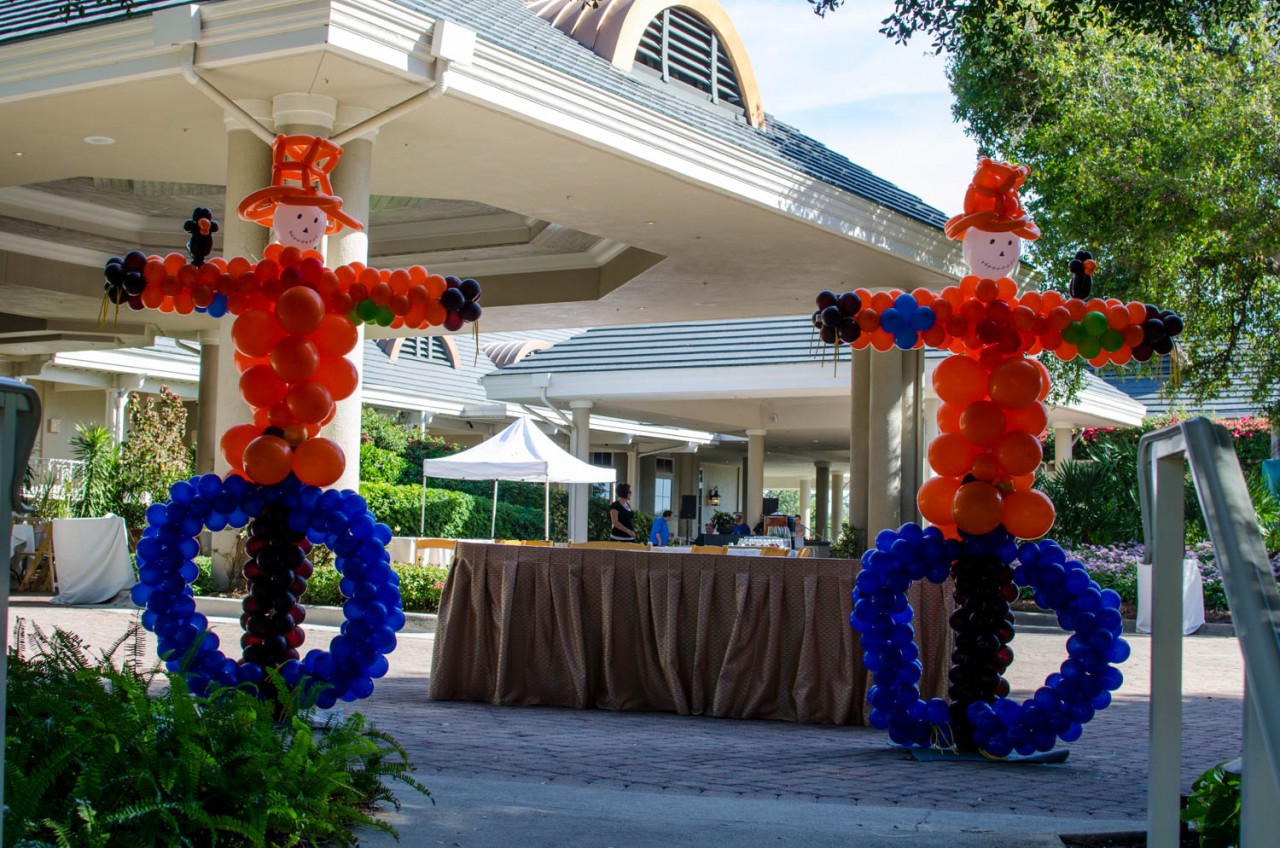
[491, 480, 498, 539]
[420, 466, 427, 538]
[544, 481, 549, 540]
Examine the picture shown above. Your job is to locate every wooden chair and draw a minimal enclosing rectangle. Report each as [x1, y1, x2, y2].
[796, 547, 814, 558]
[690, 545, 728, 555]
[495, 539, 523, 545]
[568, 541, 650, 551]
[15, 523, 55, 592]
[760, 547, 790, 556]
[521, 540, 554, 547]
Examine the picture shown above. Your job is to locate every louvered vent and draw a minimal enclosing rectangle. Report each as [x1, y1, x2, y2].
[634, 7, 744, 112]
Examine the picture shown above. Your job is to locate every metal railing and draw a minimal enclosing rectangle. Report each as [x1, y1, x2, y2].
[1138, 417, 1280, 846]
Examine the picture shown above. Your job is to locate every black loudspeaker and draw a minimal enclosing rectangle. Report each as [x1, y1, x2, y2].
[679, 495, 697, 520]
[762, 497, 779, 515]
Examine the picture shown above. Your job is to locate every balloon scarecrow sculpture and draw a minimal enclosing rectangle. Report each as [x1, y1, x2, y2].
[814, 159, 1185, 757]
[116, 135, 482, 706]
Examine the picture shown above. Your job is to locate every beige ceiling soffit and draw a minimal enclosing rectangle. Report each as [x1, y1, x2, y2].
[370, 214, 543, 256]
[0, 234, 110, 268]
[530, 0, 765, 128]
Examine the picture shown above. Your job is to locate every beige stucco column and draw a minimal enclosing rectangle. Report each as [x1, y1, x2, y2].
[322, 103, 377, 493]
[900, 349, 923, 523]
[745, 428, 766, 525]
[798, 478, 811, 531]
[1055, 426, 1074, 469]
[209, 100, 273, 586]
[569, 400, 592, 542]
[625, 448, 639, 505]
[848, 346, 871, 536]
[194, 329, 220, 474]
[829, 469, 844, 538]
[814, 460, 830, 540]
[867, 348, 903, 535]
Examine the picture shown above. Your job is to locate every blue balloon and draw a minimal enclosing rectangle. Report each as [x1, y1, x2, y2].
[880, 308, 905, 334]
[910, 306, 936, 331]
[145, 503, 169, 526]
[894, 293, 917, 314]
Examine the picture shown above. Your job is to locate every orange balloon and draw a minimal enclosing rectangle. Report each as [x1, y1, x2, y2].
[952, 482, 1005, 535]
[1031, 358, 1051, 400]
[313, 355, 358, 401]
[937, 402, 963, 434]
[239, 365, 288, 409]
[1122, 325, 1145, 348]
[286, 381, 335, 425]
[959, 401, 1007, 448]
[928, 433, 979, 478]
[1011, 473, 1036, 491]
[1002, 489, 1056, 539]
[292, 438, 346, 487]
[1126, 301, 1147, 325]
[219, 423, 258, 471]
[313, 314, 358, 357]
[988, 358, 1042, 410]
[995, 430, 1043, 476]
[970, 452, 999, 481]
[917, 476, 961, 527]
[242, 435, 293, 485]
[1106, 305, 1130, 330]
[933, 355, 989, 406]
[232, 310, 283, 358]
[275, 286, 326, 335]
[233, 351, 268, 373]
[1005, 400, 1048, 437]
[269, 335, 320, 383]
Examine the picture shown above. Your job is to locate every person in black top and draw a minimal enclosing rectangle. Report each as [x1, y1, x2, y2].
[609, 483, 637, 541]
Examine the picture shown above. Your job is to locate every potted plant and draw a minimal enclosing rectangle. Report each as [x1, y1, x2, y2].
[712, 511, 734, 534]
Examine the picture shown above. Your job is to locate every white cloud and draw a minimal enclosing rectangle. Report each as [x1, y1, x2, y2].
[719, 0, 978, 212]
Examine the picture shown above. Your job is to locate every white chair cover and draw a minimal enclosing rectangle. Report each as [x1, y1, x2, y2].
[49, 515, 134, 605]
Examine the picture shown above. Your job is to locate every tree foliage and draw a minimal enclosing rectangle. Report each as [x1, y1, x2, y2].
[948, 2, 1280, 416]
[118, 387, 192, 507]
[810, 0, 1266, 54]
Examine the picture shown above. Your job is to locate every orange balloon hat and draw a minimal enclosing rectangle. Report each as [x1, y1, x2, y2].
[237, 135, 365, 235]
[944, 157, 1040, 241]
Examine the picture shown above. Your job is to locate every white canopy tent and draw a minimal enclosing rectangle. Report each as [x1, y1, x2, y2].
[421, 417, 617, 539]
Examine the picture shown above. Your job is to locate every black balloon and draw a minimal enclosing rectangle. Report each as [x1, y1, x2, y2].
[821, 305, 843, 327]
[440, 288, 465, 311]
[815, 290, 837, 309]
[459, 278, 481, 301]
[837, 291, 861, 315]
[122, 250, 147, 273]
[459, 300, 482, 323]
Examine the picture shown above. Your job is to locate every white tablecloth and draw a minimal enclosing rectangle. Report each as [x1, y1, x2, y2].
[49, 515, 134, 605]
[9, 523, 34, 558]
[1136, 559, 1206, 635]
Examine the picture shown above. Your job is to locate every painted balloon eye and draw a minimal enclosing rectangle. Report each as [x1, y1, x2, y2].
[297, 213, 303, 219]
[1008, 240, 1014, 246]
[989, 238, 995, 245]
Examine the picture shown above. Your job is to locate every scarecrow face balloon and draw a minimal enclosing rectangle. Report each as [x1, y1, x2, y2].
[273, 203, 328, 251]
[962, 228, 1021, 278]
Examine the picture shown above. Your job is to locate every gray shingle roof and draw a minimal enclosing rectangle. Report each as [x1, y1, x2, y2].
[1102, 367, 1264, 420]
[1, 0, 947, 231]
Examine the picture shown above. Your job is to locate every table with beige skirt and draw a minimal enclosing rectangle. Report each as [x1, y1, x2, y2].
[428, 542, 954, 725]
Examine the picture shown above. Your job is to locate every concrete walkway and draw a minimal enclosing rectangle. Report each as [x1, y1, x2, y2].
[7, 598, 1244, 847]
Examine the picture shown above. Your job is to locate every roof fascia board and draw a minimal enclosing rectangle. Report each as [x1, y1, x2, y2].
[0, 0, 333, 104]
[445, 41, 961, 278]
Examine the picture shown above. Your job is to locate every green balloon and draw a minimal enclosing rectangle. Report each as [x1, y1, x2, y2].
[1061, 321, 1084, 344]
[1100, 328, 1125, 352]
[376, 305, 395, 326]
[1077, 335, 1102, 359]
[356, 298, 378, 321]
[1082, 311, 1109, 337]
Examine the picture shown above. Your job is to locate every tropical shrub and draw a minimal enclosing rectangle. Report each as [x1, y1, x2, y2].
[302, 563, 448, 612]
[69, 423, 117, 518]
[5, 620, 427, 847]
[359, 442, 407, 485]
[117, 388, 192, 513]
[1182, 763, 1241, 848]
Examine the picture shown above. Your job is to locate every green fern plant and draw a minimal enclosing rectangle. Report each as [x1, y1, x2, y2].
[6, 617, 429, 847]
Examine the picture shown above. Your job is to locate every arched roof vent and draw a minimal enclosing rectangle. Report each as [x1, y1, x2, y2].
[529, 0, 765, 128]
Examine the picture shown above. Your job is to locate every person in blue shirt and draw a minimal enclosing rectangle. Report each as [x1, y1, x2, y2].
[730, 514, 752, 536]
[649, 509, 673, 546]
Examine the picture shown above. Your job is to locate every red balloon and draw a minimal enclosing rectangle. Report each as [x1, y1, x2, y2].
[292, 437, 345, 487]
[1005, 401, 1048, 437]
[933, 354, 988, 406]
[936, 402, 963, 434]
[1003, 489, 1056, 539]
[275, 286, 326, 335]
[242, 435, 293, 485]
[239, 365, 288, 409]
[995, 430, 1043, 477]
[232, 310, 283, 358]
[313, 315, 358, 357]
[959, 401, 1007, 448]
[313, 355, 358, 401]
[953, 481, 1004, 535]
[269, 335, 320, 383]
[917, 476, 961, 527]
[988, 358, 1042, 410]
[219, 423, 258, 471]
[286, 381, 335, 425]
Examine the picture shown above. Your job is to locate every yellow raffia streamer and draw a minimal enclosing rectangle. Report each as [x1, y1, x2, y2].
[97, 290, 110, 328]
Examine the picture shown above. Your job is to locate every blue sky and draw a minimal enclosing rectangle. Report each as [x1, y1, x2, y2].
[720, 0, 979, 215]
